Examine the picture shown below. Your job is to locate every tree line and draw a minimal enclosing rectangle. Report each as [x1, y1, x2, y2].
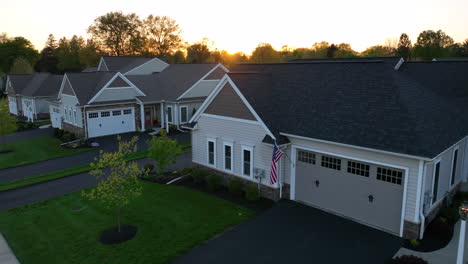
[1, 11, 468, 76]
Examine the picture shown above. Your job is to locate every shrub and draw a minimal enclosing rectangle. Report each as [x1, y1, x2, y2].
[192, 168, 207, 184]
[181, 168, 193, 175]
[61, 132, 74, 142]
[0, 144, 13, 153]
[390, 255, 428, 264]
[206, 174, 221, 192]
[143, 164, 154, 174]
[228, 179, 244, 196]
[439, 206, 460, 224]
[25, 122, 36, 129]
[245, 185, 260, 201]
[409, 239, 420, 248]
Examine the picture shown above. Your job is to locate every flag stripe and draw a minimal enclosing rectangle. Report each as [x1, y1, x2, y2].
[270, 144, 283, 185]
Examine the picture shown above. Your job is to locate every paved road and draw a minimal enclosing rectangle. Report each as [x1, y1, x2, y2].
[0, 131, 190, 183]
[172, 200, 402, 264]
[0, 154, 192, 211]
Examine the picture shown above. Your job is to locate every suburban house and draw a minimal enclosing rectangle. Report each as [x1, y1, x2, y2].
[186, 58, 468, 240]
[5, 73, 63, 121]
[49, 56, 228, 138]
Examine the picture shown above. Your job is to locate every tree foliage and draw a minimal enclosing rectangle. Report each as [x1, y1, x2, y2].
[9, 57, 34, 74]
[143, 15, 183, 58]
[361, 45, 395, 57]
[0, 36, 39, 73]
[88, 11, 145, 56]
[250, 43, 281, 63]
[35, 34, 60, 73]
[147, 131, 182, 177]
[186, 39, 212, 63]
[0, 99, 17, 148]
[82, 136, 145, 232]
[397, 33, 412, 60]
[413, 30, 454, 60]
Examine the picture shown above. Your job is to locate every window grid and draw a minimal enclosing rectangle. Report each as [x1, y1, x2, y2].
[101, 111, 110, 117]
[347, 161, 370, 177]
[377, 167, 403, 185]
[88, 113, 98, 119]
[321, 155, 341, 170]
[113, 110, 122, 116]
[298, 150, 315, 164]
[123, 109, 132, 115]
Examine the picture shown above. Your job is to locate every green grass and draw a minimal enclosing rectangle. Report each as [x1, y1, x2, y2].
[0, 136, 93, 170]
[0, 182, 254, 264]
[34, 120, 51, 126]
[0, 150, 149, 192]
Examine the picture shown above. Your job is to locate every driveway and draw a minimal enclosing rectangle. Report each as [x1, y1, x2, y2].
[3, 127, 53, 144]
[173, 200, 402, 264]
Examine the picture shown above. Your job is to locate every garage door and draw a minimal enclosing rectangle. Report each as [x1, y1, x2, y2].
[50, 107, 62, 129]
[87, 108, 135, 138]
[294, 149, 404, 235]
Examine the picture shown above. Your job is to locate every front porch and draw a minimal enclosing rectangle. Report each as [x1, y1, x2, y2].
[140, 103, 162, 131]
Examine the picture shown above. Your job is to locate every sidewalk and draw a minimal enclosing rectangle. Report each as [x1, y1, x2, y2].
[0, 233, 20, 264]
[395, 220, 466, 263]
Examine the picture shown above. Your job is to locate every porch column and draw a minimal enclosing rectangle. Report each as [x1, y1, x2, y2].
[140, 103, 145, 131]
[160, 102, 164, 128]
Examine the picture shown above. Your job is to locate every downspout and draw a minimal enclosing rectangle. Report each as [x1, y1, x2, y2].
[83, 106, 88, 139]
[419, 162, 428, 240]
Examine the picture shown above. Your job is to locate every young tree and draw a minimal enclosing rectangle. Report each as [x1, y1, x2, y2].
[88, 11, 145, 56]
[82, 136, 145, 232]
[397, 33, 412, 60]
[142, 15, 183, 58]
[0, 99, 17, 151]
[250, 43, 281, 63]
[9, 57, 34, 74]
[147, 131, 182, 177]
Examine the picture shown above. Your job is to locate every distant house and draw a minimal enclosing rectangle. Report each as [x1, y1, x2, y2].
[187, 58, 468, 239]
[49, 56, 228, 138]
[5, 73, 63, 121]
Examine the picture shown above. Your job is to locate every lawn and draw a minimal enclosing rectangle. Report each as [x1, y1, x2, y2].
[0, 136, 93, 170]
[0, 182, 254, 264]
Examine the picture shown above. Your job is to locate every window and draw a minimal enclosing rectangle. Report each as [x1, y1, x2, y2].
[347, 161, 370, 177]
[432, 162, 441, 204]
[113, 110, 121, 116]
[123, 109, 132, 115]
[167, 106, 173, 123]
[101, 111, 110, 117]
[242, 146, 253, 177]
[298, 150, 315, 164]
[88, 112, 98, 119]
[223, 142, 233, 171]
[321, 155, 341, 170]
[180, 106, 188, 123]
[377, 167, 403, 185]
[451, 148, 459, 186]
[207, 138, 216, 166]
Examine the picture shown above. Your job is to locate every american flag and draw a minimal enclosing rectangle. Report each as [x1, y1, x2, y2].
[270, 144, 284, 185]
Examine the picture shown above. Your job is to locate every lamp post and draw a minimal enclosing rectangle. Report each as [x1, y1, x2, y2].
[457, 203, 468, 264]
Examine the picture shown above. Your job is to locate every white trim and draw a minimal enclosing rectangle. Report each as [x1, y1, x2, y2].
[57, 74, 78, 99]
[207, 137, 217, 167]
[223, 141, 234, 172]
[241, 145, 254, 177]
[179, 105, 188, 124]
[449, 146, 460, 188]
[430, 159, 442, 207]
[177, 63, 228, 100]
[98, 57, 109, 71]
[414, 160, 425, 222]
[87, 73, 146, 105]
[431, 135, 468, 161]
[201, 113, 259, 125]
[289, 144, 409, 237]
[167, 105, 174, 124]
[123, 58, 169, 75]
[280, 132, 431, 161]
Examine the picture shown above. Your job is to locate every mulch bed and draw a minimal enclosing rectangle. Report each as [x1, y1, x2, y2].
[142, 172, 188, 185]
[403, 218, 454, 252]
[100, 225, 138, 245]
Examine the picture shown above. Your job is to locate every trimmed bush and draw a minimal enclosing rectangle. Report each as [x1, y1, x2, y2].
[245, 185, 260, 201]
[390, 255, 428, 264]
[228, 179, 244, 196]
[206, 174, 221, 192]
[61, 132, 76, 142]
[181, 168, 193, 175]
[143, 164, 154, 174]
[439, 206, 460, 224]
[192, 168, 207, 184]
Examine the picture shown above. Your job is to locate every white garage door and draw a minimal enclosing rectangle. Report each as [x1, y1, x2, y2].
[294, 148, 404, 235]
[22, 100, 33, 121]
[87, 108, 135, 138]
[51, 107, 62, 129]
[8, 97, 17, 115]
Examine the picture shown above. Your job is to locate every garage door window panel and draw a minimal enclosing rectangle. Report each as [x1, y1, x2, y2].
[321, 155, 341, 170]
[123, 109, 132, 115]
[298, 150, 315, 164]
[101, 111, 110, 117]
[347, 161, 370, 177]
[377, 167, 402, 185]
[113, 110, 122, 116]
[89, 113, 98, 118]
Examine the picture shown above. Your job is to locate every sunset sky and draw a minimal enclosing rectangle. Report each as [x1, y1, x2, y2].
[2, 0, 468, 54]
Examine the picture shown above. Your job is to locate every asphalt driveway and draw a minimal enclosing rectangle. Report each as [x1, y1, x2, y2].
[173, 200, 402, 264]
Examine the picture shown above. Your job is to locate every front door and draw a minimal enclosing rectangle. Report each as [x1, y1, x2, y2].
[145, 107, 152, 128]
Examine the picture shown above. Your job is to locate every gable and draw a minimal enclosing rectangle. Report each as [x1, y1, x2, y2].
[204, 82, 256, 121]
[205, 67, 226, 80]
[98, 58, 109, 71]
[108, 76, 131, 88]
[62, 78, 76, 96]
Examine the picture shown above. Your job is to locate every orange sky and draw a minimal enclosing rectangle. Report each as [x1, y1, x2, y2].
[2, 0, 468, 54]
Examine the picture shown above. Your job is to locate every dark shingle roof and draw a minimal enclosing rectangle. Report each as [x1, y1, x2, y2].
[65, 72, 116, 105]
[82, 67, 98, 72]
[7, 74, 34, 94]
[433, 58, 468, 62]
[102, 56, 158, 73]
[7, 73, 63, 97]
[128, 64, 218, 102]
[228, 61, 468, 158]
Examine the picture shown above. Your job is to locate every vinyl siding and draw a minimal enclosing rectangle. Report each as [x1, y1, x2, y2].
[34, 98, 51, 114]
[205, 83, 256, 120]
[61, 94, 83, 128]
[192, 115, 276, 188]
[277, 136, 421, 222]
[93, 88, 141, 102]
[124, 59, 168, 75]
[179, 80, 220, 99]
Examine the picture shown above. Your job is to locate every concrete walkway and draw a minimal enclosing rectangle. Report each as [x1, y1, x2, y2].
[395, 220, 466, 263]
[0, 233, 19, 264]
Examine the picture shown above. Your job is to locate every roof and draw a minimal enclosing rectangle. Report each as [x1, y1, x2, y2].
[127, 64, 218, 102]
[82, 67, 98, 72]
[7, 73, 63, 97]
[101, 56, 157, 73]
[64, 72, 117, 105]
[433, 58, 468, 62]
[226, 61, 468, 158]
